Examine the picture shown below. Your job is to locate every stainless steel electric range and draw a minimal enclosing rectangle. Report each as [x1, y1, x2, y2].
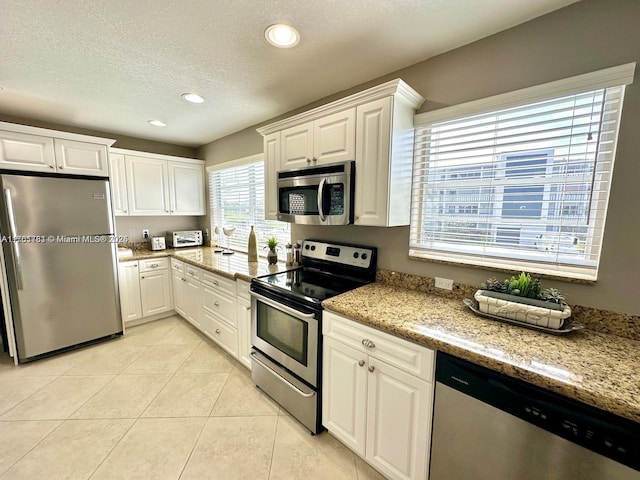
[250, 239, 377, 434]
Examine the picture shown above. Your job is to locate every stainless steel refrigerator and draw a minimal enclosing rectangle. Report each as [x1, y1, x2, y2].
[0, 174, 122, 362]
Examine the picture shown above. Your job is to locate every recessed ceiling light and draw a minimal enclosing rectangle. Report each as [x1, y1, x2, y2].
[265, 24, 300, 48]
[148, 119, 167, 127]
[181, 93, 205, 104]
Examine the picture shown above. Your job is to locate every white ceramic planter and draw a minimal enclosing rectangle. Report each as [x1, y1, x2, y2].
[474, 290, 572, 329]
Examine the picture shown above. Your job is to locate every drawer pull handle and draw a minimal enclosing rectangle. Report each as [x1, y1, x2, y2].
[181, 277, 186, 282]
[358, 360, 365, 367]
[151, 263, 158, 268]
[361, 339, 375, 349]
[368, 365, 375, 373]
[215, 329, 221, 334]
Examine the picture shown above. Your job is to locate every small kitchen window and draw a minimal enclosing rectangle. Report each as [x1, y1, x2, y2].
[409, 63, 635, 280]
[209, 154, 290, 253]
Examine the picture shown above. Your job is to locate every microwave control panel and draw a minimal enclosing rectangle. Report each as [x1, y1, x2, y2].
[302, 240, 374, 269]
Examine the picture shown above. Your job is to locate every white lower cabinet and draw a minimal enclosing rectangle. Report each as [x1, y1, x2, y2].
[323, 311, 434, 480]
[118, 261, 143, 323]
[118, 258, 173, 325]
[236, 280, 252, 370]
[139, 259, 173, 317]
[170, 259, 249, 362]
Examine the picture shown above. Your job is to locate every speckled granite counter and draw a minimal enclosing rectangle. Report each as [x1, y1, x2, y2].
[323, 282, 640, 424]
[118, 247, 288, 281]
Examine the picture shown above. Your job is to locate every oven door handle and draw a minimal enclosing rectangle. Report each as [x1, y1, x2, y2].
[317, 177, 327, 222]
[250, 351, 315, 398]
[250, 291, 317, 320]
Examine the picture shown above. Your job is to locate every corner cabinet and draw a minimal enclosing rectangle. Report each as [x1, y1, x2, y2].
[257, 79, 423, 225]
[110, 148, 205, 217]
[0, 122, 113, 176]
[323, 310, 434, 480]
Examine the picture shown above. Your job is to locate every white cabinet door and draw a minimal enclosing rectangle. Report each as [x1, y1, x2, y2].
[0, 131, 55, 173]
[236, 296, 252, 370]
[365, 357, 432, 480]
[168, 161, 205, 215]
[355, 97, 392, 226]
[140, 269, 173, 317]
[280, 122, 314, 170]
[313, 108, 356, 164]
[54, 139, 108, 176]
[109, 153, 129, 215]
[118, 261, 142, 323]
[184, 276, 203, 330]
[322, 337, 368, 456]
[264, 132, 280, 220]
[172, 268, 187, 318]
[125, 155, 170, 215]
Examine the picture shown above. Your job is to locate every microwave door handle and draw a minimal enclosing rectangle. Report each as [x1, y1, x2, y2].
[3, 188, 23, 290]
[317, 177, 327, 222]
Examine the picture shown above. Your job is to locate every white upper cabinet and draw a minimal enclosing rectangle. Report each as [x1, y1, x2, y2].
[126, 155, 171, 216]
[263, 132, 280, 220]
[257, 79, 423, 226]
[280, 108, 356, 170]
[0, 122, 113, 176]
[54, 139, 108, 176]
[0, 131, 55, 172]
[111, 148, 205, 217]
[168, 161, 205, 215]
[109, 153, 129, 215]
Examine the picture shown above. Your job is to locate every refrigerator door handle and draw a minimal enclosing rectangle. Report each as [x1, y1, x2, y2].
[4, 188, 23, 290]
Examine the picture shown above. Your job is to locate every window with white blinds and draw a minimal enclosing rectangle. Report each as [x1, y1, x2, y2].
[410, 64, 635, 280]
[209, 156, 290, 254]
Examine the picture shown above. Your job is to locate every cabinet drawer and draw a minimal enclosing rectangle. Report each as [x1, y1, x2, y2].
[170, 258, 184, 274]
[323, 311, 434, 381]
[205, 310, 238, 358]
[202, 285, 237, 327]
[139, 257, 170, 272]
[184, 264, 202, 281]
[202, 270, 236, 296]
[236, 280, 250, 301]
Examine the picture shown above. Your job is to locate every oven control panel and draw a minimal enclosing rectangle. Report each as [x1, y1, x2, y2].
[302, 240, 375, 269]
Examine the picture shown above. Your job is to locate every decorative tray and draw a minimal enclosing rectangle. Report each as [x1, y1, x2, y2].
[463, 298, 585, 335]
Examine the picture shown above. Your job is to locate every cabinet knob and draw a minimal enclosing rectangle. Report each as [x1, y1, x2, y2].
[151, 263, 158, 268]
[213, 280, 218, 285]
[49, 165, 55, 169]
[215, 328, 221, 334]
[181, 277, 186, 282]
[58, 166, 63, 170]
[358, 360, 365, 367]
[306, 158, 311, 164]
[124, 210, 128, 213]
[312, 157, 317, 163]
[214, 301, 220, 307]
[141, 276, 145, 279]
[361, 339, 375, 349]
[368, 365, 375, 373]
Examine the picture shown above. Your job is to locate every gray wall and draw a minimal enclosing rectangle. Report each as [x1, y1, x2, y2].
[200, 0, 640, 315]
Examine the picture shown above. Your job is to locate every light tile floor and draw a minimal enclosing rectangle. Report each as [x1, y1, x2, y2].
[0, 316, 386, 480]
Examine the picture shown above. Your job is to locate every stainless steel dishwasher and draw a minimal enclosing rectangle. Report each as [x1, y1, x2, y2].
[430, 352, 640, 480]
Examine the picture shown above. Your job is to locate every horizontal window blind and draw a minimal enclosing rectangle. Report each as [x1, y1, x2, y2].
[410, 84, 627, 280]
[209, 159, 290, 254]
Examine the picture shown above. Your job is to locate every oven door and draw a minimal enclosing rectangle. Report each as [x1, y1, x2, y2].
[250, 291, 319, 386]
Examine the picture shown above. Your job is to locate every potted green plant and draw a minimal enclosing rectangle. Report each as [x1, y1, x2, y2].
[475, 272, 571, 329]
[264, 236, 279, 265]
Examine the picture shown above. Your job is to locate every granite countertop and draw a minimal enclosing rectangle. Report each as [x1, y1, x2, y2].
[118, 246, 289, 281]
[323, 282, 640, 424]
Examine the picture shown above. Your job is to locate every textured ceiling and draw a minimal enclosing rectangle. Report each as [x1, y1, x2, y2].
[0, 0, 578, 147]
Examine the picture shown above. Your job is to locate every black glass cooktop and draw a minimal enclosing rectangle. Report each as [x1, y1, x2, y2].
[253, 267, 369, 305]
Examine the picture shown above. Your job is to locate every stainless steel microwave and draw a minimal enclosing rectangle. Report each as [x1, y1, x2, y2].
[276, 160, 355, 225]
[165, 230, 202, 248]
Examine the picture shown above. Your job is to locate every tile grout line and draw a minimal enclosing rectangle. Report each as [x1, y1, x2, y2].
[267, 414, 281, 480]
